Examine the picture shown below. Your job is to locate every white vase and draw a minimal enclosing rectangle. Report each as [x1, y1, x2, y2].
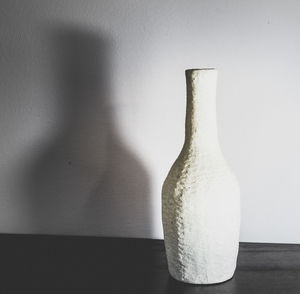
[162, 68, 240, 284]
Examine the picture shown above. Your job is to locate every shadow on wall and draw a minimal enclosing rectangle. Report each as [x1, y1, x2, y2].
[26, 25, 152, 237]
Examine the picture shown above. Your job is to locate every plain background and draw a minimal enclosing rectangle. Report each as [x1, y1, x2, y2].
[0, 0, 300, 243]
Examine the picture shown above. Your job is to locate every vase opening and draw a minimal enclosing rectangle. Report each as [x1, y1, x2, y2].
[185, 68, 216, 73]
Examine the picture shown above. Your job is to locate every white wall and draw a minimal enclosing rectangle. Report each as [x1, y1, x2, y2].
[1, 0, 300, 243]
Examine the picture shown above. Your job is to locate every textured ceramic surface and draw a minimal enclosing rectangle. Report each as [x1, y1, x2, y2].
[162, 69, 240, 284]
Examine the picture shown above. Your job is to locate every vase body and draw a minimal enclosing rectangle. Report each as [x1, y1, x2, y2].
[162, 69, 240, 284]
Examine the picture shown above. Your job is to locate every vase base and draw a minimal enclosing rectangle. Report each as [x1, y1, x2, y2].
[168, 270, 235, 285]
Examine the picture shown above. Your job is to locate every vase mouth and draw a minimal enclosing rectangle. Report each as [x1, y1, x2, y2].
[185, 68, 216, 73]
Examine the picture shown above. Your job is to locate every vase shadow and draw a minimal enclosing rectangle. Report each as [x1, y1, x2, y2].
[25, 25, 153, 238]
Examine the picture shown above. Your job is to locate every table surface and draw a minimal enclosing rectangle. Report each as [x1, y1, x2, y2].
[0, 234, 299, 293]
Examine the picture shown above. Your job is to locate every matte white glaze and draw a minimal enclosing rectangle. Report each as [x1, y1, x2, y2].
[162, 69, 240, 284]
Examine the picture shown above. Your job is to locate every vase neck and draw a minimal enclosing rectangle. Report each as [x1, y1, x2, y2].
[184, 69, 221, 153]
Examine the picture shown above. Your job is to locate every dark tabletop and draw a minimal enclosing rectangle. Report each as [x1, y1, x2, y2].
[0, 234, 299, 293]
